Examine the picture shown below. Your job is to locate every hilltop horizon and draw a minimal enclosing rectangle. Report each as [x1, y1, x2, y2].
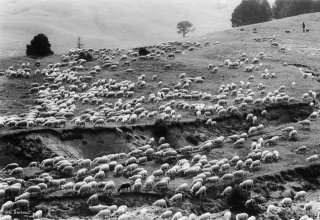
[0, 0, 242, 57]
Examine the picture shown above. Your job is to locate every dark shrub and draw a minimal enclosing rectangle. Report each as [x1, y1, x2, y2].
[77, 51, 94, 62]
[26, 34, 53, 57]
[226, 186, 250, 212]
[138, 47, 150, 56]
[153, 119, 168, 138]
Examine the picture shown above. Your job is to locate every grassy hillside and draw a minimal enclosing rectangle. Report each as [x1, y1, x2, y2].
[0, 0, 239, 58]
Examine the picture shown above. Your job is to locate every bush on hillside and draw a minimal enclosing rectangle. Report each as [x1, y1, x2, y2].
[77, 51, 94, 62]
[226, 186, 250, 211]
[26, 34, 53, 57]
[231, 0, 272, 27]
[138, 47, 150, 56]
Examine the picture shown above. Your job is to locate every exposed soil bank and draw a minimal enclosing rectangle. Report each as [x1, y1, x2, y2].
[0, 103, 312, 168]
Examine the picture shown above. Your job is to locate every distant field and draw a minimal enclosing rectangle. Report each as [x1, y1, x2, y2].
[0, 0, 240, 58]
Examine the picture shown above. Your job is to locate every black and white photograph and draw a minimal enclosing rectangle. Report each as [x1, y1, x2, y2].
[0, 0, 320, 219]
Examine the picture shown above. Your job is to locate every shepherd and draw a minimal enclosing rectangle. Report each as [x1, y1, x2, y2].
[303, 22, 305, 32]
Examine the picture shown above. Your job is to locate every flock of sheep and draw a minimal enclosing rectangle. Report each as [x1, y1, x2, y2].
[0, 37, 319, 220]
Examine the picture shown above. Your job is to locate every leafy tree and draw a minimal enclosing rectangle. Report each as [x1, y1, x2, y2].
[177, 21, 195, 37]
[26, 33, 53, 57]
[231, 0, 272, 27]
[272, 0, 315, 19]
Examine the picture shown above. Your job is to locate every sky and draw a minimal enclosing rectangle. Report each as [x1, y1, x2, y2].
[0, 0, 276, 57]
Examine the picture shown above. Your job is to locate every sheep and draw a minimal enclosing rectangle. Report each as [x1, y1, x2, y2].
[89, 204, 109, 213]
[236, 213, 248, 220]
[195, 186, 207, 197]
[175, 183, 188, 193]
[198, 212, 211, 220]
[306, 154, 319, 162]
[1, 201, 14, 213]
[160, 210, 173, 219]
[234, 138, 245, 148]
[9, 167, 23, 177]
[298, 120, 311, 129]
[33, 210, 42, 219]
[15, 192, 30, 201]
[240, 179, 253, 190]
[77, 183, 93, 195]
[266, 204, 278, 215]
[172, 212, 183, 220]
[153, 199, 167, 208]
[289, 130, 298, 141]
[280, 197, 292, 207]
[14, 199, 29, 211]
[86, 194, 99, 206]
[221, 186, 232, 197]
[294, 191, 306, 201]
[96, 209, 111, 218]
[169, 193, 183, 204]
[296, 146, 308, 154]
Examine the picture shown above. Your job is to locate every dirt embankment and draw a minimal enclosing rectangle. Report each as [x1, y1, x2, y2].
[0, 103, 312, 168]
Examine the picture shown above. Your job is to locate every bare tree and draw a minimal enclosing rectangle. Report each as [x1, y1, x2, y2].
[76, 36, 84, 49]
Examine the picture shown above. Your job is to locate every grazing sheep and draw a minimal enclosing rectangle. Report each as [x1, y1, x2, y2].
[306, 154, 319, 162]
[160, 210, 173, 219]
[294, 191, 306, 200]
[240, 179, 253, 190]
[153, 199, 167, 208]
[280, 197, 292, 207]
[96, 209, 111, 218]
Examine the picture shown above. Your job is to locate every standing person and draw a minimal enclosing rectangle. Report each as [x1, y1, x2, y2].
[303, 22, 305, 32]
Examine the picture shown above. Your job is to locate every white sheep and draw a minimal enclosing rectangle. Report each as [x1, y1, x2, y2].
[280, 197, 292, 207]
[236, 213, 248, 220]
[153, 199, 167, 208]
[294, 191, 306, 200]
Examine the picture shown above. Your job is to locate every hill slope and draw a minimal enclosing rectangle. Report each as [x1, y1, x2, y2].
[0, 0, 239, 57]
